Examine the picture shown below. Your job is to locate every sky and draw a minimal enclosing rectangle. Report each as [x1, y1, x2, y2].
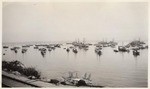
[2, 2, 148, 43]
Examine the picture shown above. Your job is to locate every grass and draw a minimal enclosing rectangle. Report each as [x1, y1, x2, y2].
[2, 60, 41, 79]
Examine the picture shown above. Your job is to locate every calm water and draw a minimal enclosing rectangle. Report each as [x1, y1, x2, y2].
[2, 42, 148, 87]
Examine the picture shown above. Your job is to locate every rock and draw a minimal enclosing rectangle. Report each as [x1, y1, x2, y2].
[60, 81, 66, 85]
[49, 79, 60, 85]
[28, 76, 36, 79]
[14, 71, 21, 75]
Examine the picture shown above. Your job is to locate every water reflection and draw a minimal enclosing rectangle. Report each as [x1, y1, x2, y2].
[96, 54, 101, 62]
[120, 52, 125, 59]
[73, 53, 77, 59]
[134, 57, 138, 68]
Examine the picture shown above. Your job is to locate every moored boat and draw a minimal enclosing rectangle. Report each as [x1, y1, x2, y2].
[114, 49, 118, 52]
[95, 47, 102, 55]
[22, 49, 27, 53]
[73, 48, 78, 53]
[66, 48, 70, 52]
[133, 50, 140, 56]
[3, 46, 9, 48]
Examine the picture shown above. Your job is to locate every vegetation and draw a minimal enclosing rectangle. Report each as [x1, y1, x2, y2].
[2, 60, 41, 79]
[23, 67, 41, 79]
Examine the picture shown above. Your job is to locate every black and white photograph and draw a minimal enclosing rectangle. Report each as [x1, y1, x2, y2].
[2, 1, 148, 88]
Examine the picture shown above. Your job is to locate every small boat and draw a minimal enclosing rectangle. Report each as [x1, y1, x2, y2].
[114, 49, 118, 52]
[3, 46, 9, 48]
[95, 47, 102, 55]
[41, 51, 46, 57]
[54, 44, 61, 48]
[11, 47, 20, 50]
[14, 50, 17, 53]
[11, 48, 15, 50]
[66, 48, 70, 52]
[39, 48, 47, 51]
[22, 49, 27, 53]
[133, 50, 140, 56]
[73, 48, 78, 53]
[118, 46, 127, 52]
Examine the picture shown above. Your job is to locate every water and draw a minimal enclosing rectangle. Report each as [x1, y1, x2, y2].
[2, 42, 148, 87]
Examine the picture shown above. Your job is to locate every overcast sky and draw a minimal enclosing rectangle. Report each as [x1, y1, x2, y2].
[3, 2, 148, 43]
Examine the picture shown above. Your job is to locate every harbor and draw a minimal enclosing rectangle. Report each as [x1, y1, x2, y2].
[2, 40, 148, 87]
[2, 1, 148, 88]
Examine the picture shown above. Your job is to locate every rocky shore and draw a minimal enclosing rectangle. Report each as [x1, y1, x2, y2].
[2, 60, 104, 88]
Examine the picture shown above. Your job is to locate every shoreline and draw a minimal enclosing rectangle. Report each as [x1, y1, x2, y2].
[2, 71, 74, 87]
[2, 71, 104, 88]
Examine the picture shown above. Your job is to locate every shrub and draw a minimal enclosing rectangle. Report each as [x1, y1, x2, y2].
[76, 80, 87, 86]
[2, 61, 9, 70]
[2, 60, 24, 72]
[2, 60, 41, 79]
[22, 67, 41, 79]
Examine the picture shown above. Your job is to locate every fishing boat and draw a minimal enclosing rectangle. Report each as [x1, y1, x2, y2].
[118, 46, 128, 52]
[95, 47, 102, 55]
[73, 48, 78, 53]
[133, 50, 140, 56]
